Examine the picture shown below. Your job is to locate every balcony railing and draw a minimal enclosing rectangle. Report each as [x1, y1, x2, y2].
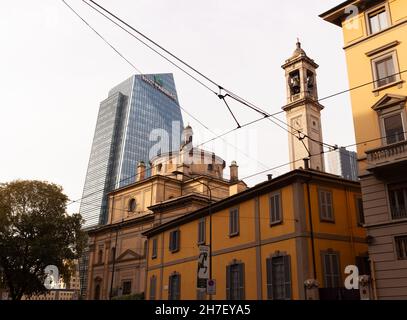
[366, 140, 407, 167]
[391, 206, 407, 220]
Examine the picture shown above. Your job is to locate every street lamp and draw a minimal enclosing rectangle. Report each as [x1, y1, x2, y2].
[172, 171, 213, 300]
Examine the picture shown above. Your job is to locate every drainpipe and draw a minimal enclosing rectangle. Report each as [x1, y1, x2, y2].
[306, 177, 317, 280]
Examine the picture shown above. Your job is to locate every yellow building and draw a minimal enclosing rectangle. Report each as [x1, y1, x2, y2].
[144, 169, 367, 300]
[86, 127, 247, 300]
[321, 0, 407, 299]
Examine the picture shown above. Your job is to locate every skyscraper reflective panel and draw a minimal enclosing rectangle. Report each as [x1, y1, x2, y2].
[79, 74, 184, 228]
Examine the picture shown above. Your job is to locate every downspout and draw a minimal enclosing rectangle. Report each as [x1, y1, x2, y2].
[370, 258, 378, 300]
[344, 186, 356, 259]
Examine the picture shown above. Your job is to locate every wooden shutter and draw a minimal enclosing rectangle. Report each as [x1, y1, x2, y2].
[320, 191, 327, 219]
[238, 263, 245, 300]
[226, 265, 231, 299]
[176, 274, 181, 300]
[331, 253, 340, 287]
[283, 255, 292, 300]
[169, 233, 173, 251]
[266, 257, 273, 299]
[323, 253, 331, 287]
[150, 276, 156, 300]
[176, 231, 180, 251]
[168, 275, 172, 300]
[326, 192, 333, 219]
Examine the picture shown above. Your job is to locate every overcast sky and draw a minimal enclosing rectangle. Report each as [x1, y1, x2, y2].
[0, 0, 355, 214]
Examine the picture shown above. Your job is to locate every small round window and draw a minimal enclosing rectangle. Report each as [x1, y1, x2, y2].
[128, 198, 137, 212]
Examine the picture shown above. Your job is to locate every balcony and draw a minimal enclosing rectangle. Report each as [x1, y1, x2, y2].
[391, 206, 407, 220]
[366, 140, 407, 171]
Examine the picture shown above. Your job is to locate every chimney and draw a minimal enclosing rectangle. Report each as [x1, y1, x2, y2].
[137, 161, 146, 182]
[230, 161, 239, 182]
[303, 158, 310, 170]
[267, 174, 273, 181]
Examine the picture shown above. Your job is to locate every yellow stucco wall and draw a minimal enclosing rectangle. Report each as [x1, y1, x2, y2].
[146, 176, 367, 300]
[339, 0, 407, 172]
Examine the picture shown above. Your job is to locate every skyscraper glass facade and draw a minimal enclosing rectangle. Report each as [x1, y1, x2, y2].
[79, 74, 184, 228]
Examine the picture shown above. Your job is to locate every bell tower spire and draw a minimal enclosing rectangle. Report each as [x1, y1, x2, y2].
[282, 40, 325, 171]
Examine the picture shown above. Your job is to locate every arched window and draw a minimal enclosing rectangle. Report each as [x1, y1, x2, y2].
[128, 198, 137, 212]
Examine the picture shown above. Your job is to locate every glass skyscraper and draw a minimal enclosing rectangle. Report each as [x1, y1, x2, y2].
[79, 73, 184, 229]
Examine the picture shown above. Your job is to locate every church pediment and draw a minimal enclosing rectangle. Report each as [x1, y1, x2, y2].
[116, 249, 143, 262]
[372, 94, 407, 111]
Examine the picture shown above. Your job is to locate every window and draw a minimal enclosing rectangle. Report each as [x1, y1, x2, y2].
[266, 255, 292, 300]
[208, 164, 213, 171]
[149, 276, 157, 300]
[97, 246, 103, 264]
[356, 256, 371, 276]
[270, 192, 283, 225]
[128, 198, 137, 212]
[122, 280, 132, 295]
[383, 113, 405, 144]
[355, 197, 365, 226]
[152, 238, 158, 259]
[226, 262, 245, 300]
[368, 7, 389, 35]
[198, 218, 206, 245]
[395, 236, 407, 260]
[229, 208, 239, 237]
[375, 56, 396, 89]
[168, 273, 181, 300]
[319, 190, 334, 222]
[322, 252, 340, 288]
[169, 230, 180, 253]
[388, 183, 407, 220]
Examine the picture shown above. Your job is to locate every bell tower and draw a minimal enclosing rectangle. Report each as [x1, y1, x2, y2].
[282, 40, 325, 171]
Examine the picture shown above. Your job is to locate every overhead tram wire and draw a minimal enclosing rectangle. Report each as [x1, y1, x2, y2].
[64, 1, 407, 206]
[74, 129, 407, 215]
[83, 0, 407, 154]
[61, 0, 272, 206]
[61, 0, 272, 189]
[80, 0, 351, 151]
[68, 129, 406, 210]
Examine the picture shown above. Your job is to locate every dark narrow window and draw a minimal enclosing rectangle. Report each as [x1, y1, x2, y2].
[149, 276, 157, 300]
[226, 262, 245, 300]
[122, 280, 132, 295]
[356, 256, 371, 276]
[168, 273, 181, 300]
[270, 193, 283, 225]
[356, 197, 365, 226]
[322, 252, 340, 288]
[152, 238, 158, 259]
[128, 198, 137, 212]
[169, 230, 180, 253]
[229, 208, 239, 237]
[388, 182, 407, 220]
[319, 190, 334, 222]
[395, 236, 407, 260]
[198, 218, 206, 245]
[383, 114, 405, 144]
[266, 255, 292, 300]
[98, 249, 103, 264]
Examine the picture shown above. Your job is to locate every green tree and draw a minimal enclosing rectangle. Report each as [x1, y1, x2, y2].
[0, 180, 86, 300]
